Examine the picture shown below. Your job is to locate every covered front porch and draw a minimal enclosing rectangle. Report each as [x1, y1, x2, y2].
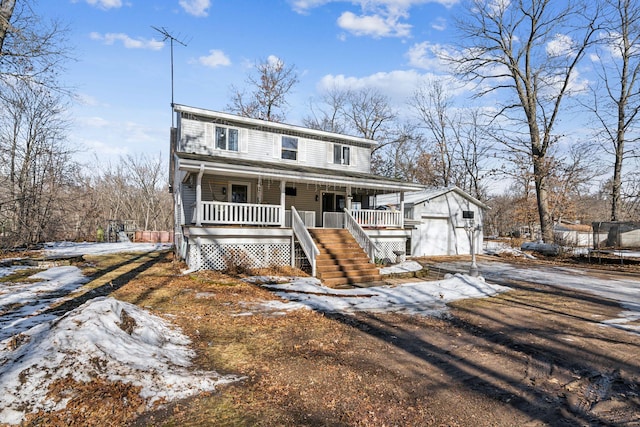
[179, 154, 416, 230]
[174, 153, 424, 275]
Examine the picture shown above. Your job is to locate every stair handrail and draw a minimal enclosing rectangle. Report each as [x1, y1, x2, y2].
[343, 208, 378, 263]
[291, 206, 319, 277]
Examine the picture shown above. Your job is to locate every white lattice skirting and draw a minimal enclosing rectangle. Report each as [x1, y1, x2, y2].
[373, 238, 407, 263]
[189, 241, 291, 271]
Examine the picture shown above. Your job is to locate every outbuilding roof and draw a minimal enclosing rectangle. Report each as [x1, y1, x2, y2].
[375, 186, 490, 210]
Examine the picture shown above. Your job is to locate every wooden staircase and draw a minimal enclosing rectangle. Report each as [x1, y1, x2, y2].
[309, 228, 381, 287]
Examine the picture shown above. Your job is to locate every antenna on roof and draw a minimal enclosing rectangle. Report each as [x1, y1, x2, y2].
[152, 26, 189, 126]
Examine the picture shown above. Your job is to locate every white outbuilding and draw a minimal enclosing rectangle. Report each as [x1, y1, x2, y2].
[375, 186, 489, 257]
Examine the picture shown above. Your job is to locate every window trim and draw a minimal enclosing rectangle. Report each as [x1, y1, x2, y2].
[227, 181, 252, 203]
[333, 144, 350, 165]
[281, 136, 298, 161]
[215, 126, 239, 152]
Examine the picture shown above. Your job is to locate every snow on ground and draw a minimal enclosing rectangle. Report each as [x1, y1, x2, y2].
[0, 297, 239, 424]
[0, 242, 232, 425]
[380, 260, 423, 274]
[0, 266, 89, 342]
[44, 241, 173, 257]
[2, 241, 639, 423]
[243, 274, 511, 317]
[432, 260, 640, 334]
[484, 241, 536, 258]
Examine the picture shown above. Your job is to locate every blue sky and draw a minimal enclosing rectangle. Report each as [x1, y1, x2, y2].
[34, 0, 464, 165]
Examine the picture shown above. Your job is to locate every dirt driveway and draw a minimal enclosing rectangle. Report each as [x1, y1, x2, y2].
[8, 252, 640, 426]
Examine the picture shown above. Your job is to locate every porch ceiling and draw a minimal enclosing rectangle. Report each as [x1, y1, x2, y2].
[177, 152, 426, 193]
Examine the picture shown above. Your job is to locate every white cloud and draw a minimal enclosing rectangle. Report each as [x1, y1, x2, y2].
[291, 0, 460, 15]
[319, 69, 437, 105]
[431, 17, 446, 31]
[82, 0, 123, 9]
[291, 0, 461, 38]
[74, 93, 100, 107]
[546, 33, 576, 58]
[179, 0, 210, 17]
[195, 50, 231, 68]
[82, 116, 110, 128]
[406, 41, 455, 72]
[289, 0, 331, 14]
[84, 139, 130, 156]
[90, 32, 164, 50]
[337, 11, 411, 38]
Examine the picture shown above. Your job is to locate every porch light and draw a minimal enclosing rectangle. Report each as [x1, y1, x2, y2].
[222, 187, 227, 195]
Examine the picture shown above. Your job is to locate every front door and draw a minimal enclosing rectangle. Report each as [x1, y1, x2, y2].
[231, 184, 248, 203]
[322, 193, 335, 212]
[322, 192, 347, 228]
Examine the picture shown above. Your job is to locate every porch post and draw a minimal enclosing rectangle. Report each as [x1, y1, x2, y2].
[399, 191, 405, 228]
[195, 164, 205, 227]
[280, 180, 286, 227]
[346, 185, 352, 211]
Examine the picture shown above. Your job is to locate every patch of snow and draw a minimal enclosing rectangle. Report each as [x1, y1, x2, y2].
[431, 260, 640, 335]
[252, 275, 509, 317]
[0, 266, 89, 342]
[484, 244, 536, 259]
[0, 297, 240, 424]
[43, 241, 172, 257]
[380, 260, 423, 275]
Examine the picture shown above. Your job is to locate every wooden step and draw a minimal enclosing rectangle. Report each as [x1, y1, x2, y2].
[309, 228, 380, 287]
[315, 260, 374, 270]
[322, 274, 383, 287]
[318, 268, 380, 280]
[316, 252, 370, 261]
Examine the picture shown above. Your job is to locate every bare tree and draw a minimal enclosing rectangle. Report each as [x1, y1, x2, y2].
[305, 86, 396, 141]
[0, 0, 70, 89]
[121, 153, 170, 231]
[0, 79, 77, 247]
[409, 79, 493, 198]
[454, 0, 600, 242]
[0, 0, 15, 54]
[371, 121, 427, 180]
[227, 56, 298, 122]
[457, 110, 494, 200]
[410, 79, 458, 187]
[303, 85, 349, 134]
[83, 154, 173, 237]
[589, 0, 640, 221]
[344, 88, 396, 141]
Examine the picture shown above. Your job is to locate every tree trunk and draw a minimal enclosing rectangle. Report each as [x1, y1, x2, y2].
[611, 134, 624, 221]
[533, 155, 554, 243]
[0, 0, 16, 55]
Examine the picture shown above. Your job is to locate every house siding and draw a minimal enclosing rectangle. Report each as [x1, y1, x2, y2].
[178, 118, 372, 174]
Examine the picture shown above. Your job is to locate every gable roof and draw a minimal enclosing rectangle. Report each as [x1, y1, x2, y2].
[174, 104, 377, 148]
[375, 186, 490, 210]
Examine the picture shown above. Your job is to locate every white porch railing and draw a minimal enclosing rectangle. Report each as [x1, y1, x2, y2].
[322, 212, 344, 229]
[192, 201, 282, 226]
[291, 206, 319, 277]
[285, 210, 316, 228]
[343, 208, 378, 263]
[350, 209, 403, 228]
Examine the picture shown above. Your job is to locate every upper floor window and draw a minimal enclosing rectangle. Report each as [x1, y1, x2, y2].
[333, 144, 350, 165]
[216, 126, 238, 151]
[282, 136, 298, 160]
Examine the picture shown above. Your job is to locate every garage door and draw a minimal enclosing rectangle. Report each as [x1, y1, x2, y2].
[413, 218, 451, 256]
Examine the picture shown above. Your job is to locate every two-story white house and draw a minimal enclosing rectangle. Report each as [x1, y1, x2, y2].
[170, 104, 425, 286]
